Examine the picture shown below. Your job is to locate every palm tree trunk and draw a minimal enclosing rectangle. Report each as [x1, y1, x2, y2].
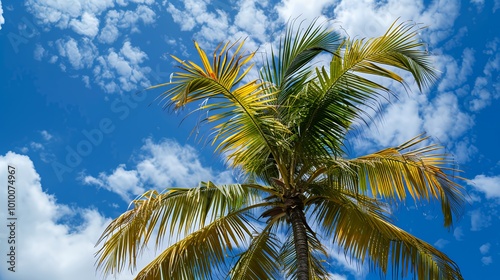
[289, 206, 310, 280]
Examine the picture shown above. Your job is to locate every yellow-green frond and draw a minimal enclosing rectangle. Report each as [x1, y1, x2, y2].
[95, 183, 265, 277]
[134, 210, 253, 280]
[311, 192, 463, 279]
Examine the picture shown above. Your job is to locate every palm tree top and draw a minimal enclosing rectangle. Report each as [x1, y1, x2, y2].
[96, 19, 465, 280]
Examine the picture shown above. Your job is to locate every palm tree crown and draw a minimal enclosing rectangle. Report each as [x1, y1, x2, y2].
[96, 19, 465, 280]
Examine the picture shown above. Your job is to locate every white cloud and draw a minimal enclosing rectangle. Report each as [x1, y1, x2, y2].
[495, 0, 500, 12]
[25, 0, 157, 93]
[277, 0, 333, 25]
[25, 0, 114, 29]
[69, 12, 99, 37]
[479, 243, 490, 254]
[469, 46, 500, 111]
[358, 94, 425, 149]
[30, 142, 44, 151]
[329, 273, 348, 280]
[56, 37, 97, 70]
[83, 138, 235, 201]
[434, 238, 449, 249]
[468, 174, 500, 199]
[34, 44, 47, 61]
[98, 5, 156, 44]
[332, 0, 459, 46]
[0, 152, 114, 279]
[422, 92, 474, 143]
[453, 227, 464, 240]
[470, 0, 485, 11]
[481, 256, 493, 265]
[437, 48, 475, 92]
[40, 130, 53, 141]
[327, 245, 368, 279]
[235, 0, 269, 41]
[0, 0, 4, 30]
[94, 41, 151, 93]
[83, 164, 142, 201]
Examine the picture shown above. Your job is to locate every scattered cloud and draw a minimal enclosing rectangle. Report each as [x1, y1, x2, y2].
[93, 41, 151, 93]
[434, 238, 450, 249]
[55, 37, 98, 70]
[469, 40, 500, 111]
[98, 5, 156, 44]
[83, 138, 235, 201]
[25, 0, 114, 30]
[30, 142, 44, 151]
[34, 44, 47, 61]
[40, 130, 53, 141]
[436, 48, 475, 92]
[479, 243, 491, 254]
[453, 226, 464, 240]
[481, 256, 493, 265]
[468, 174, 500, 199]
[24, 0, 157, 93]
[470, 0, 485, 12]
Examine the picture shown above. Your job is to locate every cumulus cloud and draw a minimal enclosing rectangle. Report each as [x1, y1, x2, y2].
[0, 153, 127, 279]
[93, 41, 151, 93]
[468, 174, 500, 199]
[25, 0, 114, 29]
[277, 0, 333, 25]
[98, 5, 156, 44]
[69, 12, 99, 37]
[83, 138, 235, 201]
[423, 92, 474, 143]
[25, 0, 157, 93]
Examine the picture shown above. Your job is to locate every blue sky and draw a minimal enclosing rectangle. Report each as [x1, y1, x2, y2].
[0, 0, 499, 279]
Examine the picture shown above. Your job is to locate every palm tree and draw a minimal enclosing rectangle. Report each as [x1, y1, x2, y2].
[95, 20, 465, 280]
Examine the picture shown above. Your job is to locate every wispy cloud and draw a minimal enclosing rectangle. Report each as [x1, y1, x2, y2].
[470, 209, 491, 231]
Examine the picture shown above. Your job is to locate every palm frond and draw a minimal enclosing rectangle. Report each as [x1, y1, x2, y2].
[134, 209, 253, 280]
[310, 191, 463, 280]
[340, 134, 464, 227]
[289, 20, 438, 162]
[260, 18, 341, 102]
[229, 220, 282, 280]
[95, 183, 269, 276]
[151, 40, 292, 179]
[280, 221, 330, 279]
